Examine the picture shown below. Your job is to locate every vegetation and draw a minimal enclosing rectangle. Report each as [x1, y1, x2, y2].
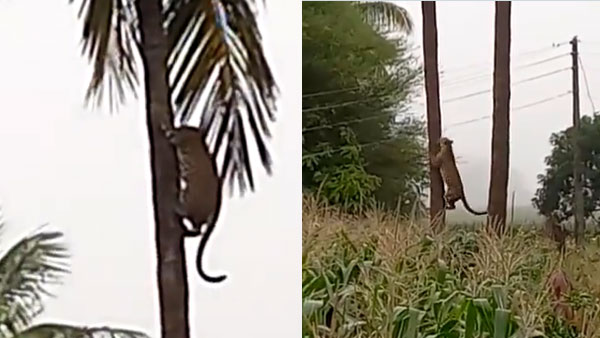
[302, 2, 426, 214]
[533, 115, 600, 225]
[70, 1, 278, 336]
[302, 197, 600, 338]
[0, 222, 148, 338]
[302, 2, 600, 338]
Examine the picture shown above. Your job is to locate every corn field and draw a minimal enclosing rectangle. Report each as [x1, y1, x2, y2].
[302, 196, 600, 338]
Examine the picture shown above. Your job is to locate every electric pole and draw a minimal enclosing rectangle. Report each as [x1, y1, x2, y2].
[571, 36, 585, 245]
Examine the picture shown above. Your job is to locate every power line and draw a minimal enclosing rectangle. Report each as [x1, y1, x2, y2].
[302, 137, 424, 160]
[444, 91, 571, 131]
[444, 67, 570, 103]
[301, 42, 570, 101]
[578, 55, 596, 112]
[303, 91, 573, 159]
[439, 42, 568, 76]
[513, 67, 570, 85]
[303, 67, 570, 114]
[302, 95, 391, 113]
[302, 86, 362, 98]
[442, 53, 570, 88]
[302, 110, 400, 133]
[512, 91, 572, 111]
[304, 90, 571, 135]
[303, 69, 571, 132]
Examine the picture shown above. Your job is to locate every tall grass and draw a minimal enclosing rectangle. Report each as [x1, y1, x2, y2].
[302, 196, 600, 338]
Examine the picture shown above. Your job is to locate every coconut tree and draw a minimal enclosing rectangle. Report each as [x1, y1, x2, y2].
[70, 1, 278, 337]
[0, 223, 148, 338]
[421, 1, 445, 229]
[352, 1, 413, 34]
[487, 1, 511, 233]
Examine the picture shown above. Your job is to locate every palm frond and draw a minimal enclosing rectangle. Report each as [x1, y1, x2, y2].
[72, 0, 140, 112]
[15, 323, 149, 338]
[353, 1, 413, 34]
[0, 228, 69, 333]
[167, 0, 278, 194]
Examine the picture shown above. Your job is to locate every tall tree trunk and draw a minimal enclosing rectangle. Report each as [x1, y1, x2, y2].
[136, 1, 191, 337]
[487, 1, 511, 233]
[421, 1, 445, 230]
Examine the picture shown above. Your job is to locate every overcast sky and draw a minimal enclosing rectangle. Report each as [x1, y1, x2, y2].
[0, 1, 300, 337]
[393, 1, 600, 208]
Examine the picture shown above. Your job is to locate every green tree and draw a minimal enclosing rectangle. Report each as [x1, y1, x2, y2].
[302, 1, 425, 214]
[0, 223, 147, 338]
[70, 1, 278, 337]
[352, 1, 413, 34]
[533, 115, 600, 224]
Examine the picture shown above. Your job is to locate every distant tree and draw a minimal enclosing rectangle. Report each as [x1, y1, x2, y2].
[0, 222, 148, 338]
[487, 1, 511, 232]
[352, 1, 413, 34]
[302, 1, 425, 214]
[533, 115, 600, 223]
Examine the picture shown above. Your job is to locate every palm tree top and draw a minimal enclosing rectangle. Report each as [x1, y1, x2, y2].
[353, 1, 414, 35]
[73, 0, 279, 194]
[0, 221, 149, 338]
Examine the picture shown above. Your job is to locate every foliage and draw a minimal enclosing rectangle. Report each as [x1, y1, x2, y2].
[305, 128, 382, 213]
[71, 0, 278, 194]
[0, 221, 149, 338]
[351, 1, 413, 34]
[533, 115, 600, 223]
[302, 1, 426, 214]
[302, 196, 600, 337]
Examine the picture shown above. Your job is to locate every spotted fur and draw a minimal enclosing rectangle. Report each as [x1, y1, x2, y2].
[165, 125, 226, 283]
[430, 137, 486, 216]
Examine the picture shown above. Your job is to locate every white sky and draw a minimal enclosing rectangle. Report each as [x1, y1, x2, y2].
[394, 1, 600, 209]
[0, 1, 300, 337]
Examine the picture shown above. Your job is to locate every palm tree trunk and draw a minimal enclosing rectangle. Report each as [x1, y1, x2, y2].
[136, 1, 191, 337]
[421, 1, 445, 230]
[487, 1, 511, 233]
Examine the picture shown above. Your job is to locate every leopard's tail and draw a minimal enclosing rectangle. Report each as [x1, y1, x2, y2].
[195, 221, 227, 283]
[195, 190, 227, 284]
[460, 196, 487, 216]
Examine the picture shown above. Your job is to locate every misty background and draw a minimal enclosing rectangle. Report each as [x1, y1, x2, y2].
[397, 1, 600, 216]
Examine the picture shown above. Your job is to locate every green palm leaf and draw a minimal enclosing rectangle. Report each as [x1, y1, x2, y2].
[72, 0, 278, 194]
[72, 0, 139, 112]
[166, 0, 278, 193]
[15, 323, 149, 338]
[353, 1, 413, 34]
[0, 226, 69, 334]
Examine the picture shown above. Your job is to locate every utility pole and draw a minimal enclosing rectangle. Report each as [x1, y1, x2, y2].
[571, 36, 585, 245]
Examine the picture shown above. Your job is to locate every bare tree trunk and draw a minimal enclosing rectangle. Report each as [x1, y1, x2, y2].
[487, 1, 511, 233]
[421, 1, 445, 230]
[136, 1, 191, 337]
